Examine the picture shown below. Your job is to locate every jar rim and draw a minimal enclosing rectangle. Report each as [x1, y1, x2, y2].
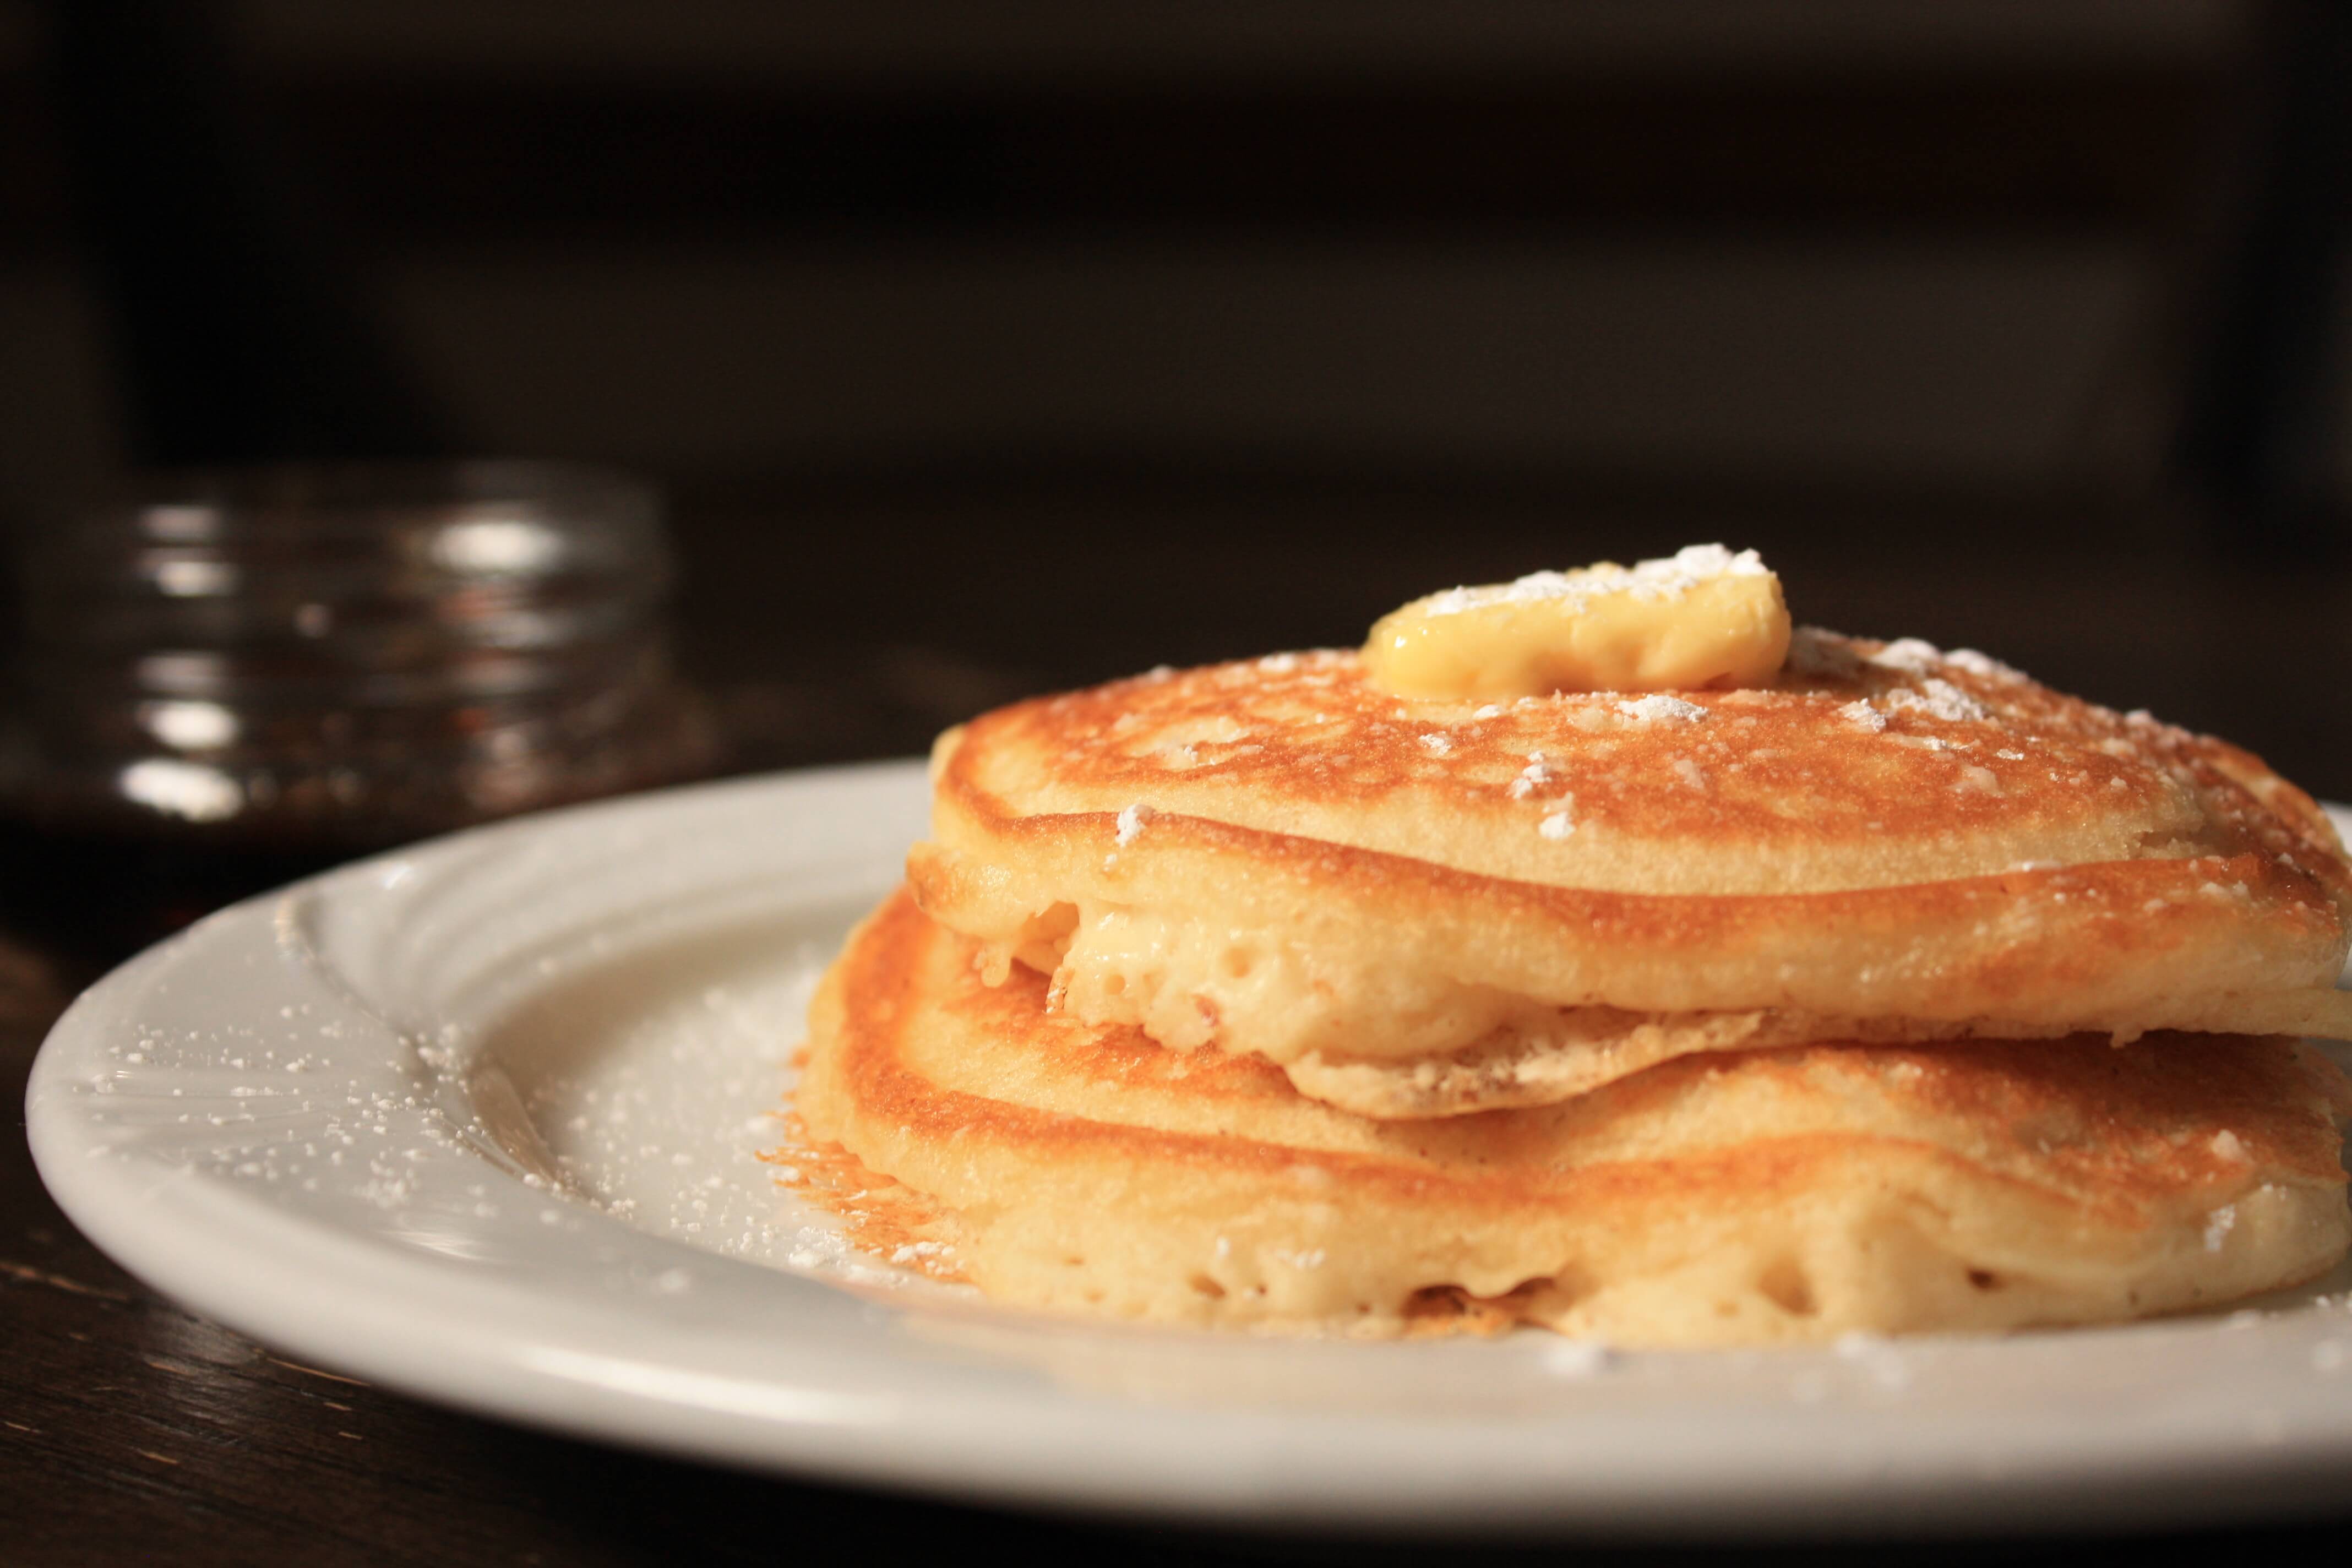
[88, 459, 660, 529]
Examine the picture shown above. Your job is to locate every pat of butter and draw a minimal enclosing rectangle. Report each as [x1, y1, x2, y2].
[1363, 545, 1790, 699]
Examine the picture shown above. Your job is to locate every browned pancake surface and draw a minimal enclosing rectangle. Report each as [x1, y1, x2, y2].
[935, 633, 2349, 901]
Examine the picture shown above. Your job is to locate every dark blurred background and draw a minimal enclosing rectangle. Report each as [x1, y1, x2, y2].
[4, 0, 2350, 788]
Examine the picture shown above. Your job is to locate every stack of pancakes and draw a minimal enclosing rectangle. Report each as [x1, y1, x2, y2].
[796, 627, 2352, 1344]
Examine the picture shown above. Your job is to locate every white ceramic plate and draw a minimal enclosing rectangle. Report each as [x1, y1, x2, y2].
[26, 765, 2352, 1538]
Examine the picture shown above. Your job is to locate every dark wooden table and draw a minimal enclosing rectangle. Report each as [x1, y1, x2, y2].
[10, 495, 2352, 1564]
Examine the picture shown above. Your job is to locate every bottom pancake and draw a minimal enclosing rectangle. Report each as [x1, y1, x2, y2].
[794, 889, 2352, 1346]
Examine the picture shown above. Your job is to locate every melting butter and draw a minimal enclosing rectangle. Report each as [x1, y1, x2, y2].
[1363, 545, 1790, 699]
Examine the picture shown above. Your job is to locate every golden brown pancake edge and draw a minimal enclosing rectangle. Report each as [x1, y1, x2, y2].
[793, 890, 2352, 1346]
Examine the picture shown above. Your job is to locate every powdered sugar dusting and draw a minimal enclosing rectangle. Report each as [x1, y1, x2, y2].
[1838, 700, 1887, 733]
[479, 928, 953, 1288]
[1943, 647, 2022, 680]
[1417, 545, 1765, 618]
[1538, 810, 1575, 840]
[1115, 803, 1157, 846]
[1509, 752, 1558, 799]
[1616, 694, 1707, 725]
[1869, 638, 1942, 675]
[1883, 679, 1988, 723]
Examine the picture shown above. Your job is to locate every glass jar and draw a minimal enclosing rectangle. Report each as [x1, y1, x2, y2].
[0, 461, 720, 949]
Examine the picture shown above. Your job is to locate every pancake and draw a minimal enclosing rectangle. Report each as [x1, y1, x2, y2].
[910, 629, 2352, 1115]
[794, 890, 2352, 1344]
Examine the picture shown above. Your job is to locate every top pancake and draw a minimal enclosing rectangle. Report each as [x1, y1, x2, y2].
[936, 630, 2349, 900]
[910, 630, 2352, 1098]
